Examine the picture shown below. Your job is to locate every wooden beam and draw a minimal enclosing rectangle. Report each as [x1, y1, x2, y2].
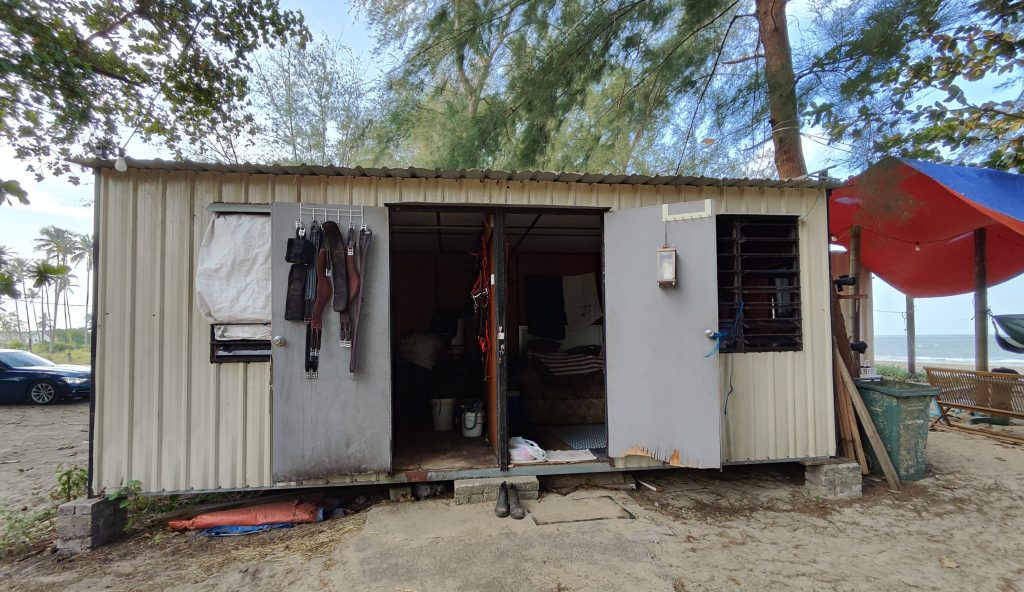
[975, 228, 988, 372]
[906, 294, 916, 375]
[849, 225, 862, 375]
[835, 350, 902, 490]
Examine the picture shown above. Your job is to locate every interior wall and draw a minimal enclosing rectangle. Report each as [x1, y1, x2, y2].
[390, 252, 474, 339]
[507, 252, 602, 356]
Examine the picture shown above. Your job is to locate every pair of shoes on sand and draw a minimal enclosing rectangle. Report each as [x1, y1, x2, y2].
[494, 481, 525, 519]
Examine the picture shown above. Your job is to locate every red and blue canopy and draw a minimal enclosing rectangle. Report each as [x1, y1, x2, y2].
[830, 158, 1024, 297]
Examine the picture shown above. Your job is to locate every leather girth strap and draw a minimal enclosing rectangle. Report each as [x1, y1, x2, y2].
[321, 221, 348, 313]
[284, 264, 306, 321]
[348, 226, 372, 373]
[339, 227, 362, 345]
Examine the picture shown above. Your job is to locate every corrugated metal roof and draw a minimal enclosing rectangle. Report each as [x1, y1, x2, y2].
[71, 157, 840, 190]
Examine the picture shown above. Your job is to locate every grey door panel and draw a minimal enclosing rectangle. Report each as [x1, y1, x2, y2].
[604, 201, 722, 468]
[270, 202, 392, 481]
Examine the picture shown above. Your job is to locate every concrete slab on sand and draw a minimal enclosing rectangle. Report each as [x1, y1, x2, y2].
[527, 495, 635, 525]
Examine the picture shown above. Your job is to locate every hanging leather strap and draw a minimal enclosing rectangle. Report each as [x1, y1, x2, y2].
[346, 226, 361, 301]
[339, 227, 361, 346]
[348, 226, 372, 373]
[304, 222, 323, 321]
[321, 221, 349, 313]
[284, 264, 306, 321]
[310, 248, 332, 330]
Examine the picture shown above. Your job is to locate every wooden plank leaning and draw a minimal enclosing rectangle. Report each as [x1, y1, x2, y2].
[835, 347, 903, 490]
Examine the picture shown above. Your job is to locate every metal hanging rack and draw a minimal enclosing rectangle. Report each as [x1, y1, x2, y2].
[298, 205, 366, 228]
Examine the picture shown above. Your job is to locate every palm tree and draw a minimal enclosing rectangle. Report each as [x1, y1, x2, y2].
[70, 233, 93, 339]
[55, 271, 77, 338]
[34, 226, 77, 337]
[29, 261, 70, 353]
[0, 247, 20, 328]
[8, 257, 33, 348]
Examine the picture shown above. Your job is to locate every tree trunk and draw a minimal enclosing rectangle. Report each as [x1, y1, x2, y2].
[23, 282, 33, 348]
[50, 284, 59, 354]
[756, 0, 807, 179]
[84, 265, 91, 343]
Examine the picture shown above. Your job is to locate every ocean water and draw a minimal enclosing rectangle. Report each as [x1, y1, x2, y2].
[874, 334, 1024, 366]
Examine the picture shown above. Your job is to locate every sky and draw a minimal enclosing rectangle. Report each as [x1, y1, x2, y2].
[0, 0, 1021, 337]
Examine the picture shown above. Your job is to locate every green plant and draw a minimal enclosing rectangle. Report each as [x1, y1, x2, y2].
[53, 465, 88, 502]
[876, 364, 926, 382]
[0, 508, 56, 557]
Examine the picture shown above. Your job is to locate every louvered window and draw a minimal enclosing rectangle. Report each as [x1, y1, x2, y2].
[717, 215, 802, 353]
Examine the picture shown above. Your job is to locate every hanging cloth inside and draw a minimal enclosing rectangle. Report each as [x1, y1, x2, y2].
[562, 272, 602, 328]
[526, 274, 566, 340]
[992, 313, 1024, 354]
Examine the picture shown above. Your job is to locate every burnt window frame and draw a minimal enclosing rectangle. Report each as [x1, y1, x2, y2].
[716, 214, 803, 353]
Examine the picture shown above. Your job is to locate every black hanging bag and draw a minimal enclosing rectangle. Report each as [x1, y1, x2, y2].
[285, 226, 314, 263]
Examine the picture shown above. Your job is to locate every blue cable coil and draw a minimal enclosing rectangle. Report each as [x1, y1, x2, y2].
[705, 301, 744, 358]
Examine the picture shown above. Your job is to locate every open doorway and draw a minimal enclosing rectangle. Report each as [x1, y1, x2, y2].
[389, 207, 606, 472]
[504, 212, 607, 463]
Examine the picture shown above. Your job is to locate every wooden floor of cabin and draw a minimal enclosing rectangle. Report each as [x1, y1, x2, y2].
[393, 430, 497, 471]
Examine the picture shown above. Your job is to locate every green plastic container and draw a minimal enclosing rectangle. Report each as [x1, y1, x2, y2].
[855, 379, 940, 481]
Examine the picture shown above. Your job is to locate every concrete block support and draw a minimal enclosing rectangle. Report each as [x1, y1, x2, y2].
[56, 497, 127, 553]
[453, 476, 539, 505]
[803, 459, 862, 498]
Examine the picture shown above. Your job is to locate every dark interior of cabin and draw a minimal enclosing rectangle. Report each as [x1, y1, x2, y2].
[389, 208, 607, 471]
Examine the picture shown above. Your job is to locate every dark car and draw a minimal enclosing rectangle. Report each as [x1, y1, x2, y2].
[0, 349, 91, 405]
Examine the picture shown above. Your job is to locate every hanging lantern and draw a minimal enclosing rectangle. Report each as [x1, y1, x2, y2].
[657, 246, 677, 287]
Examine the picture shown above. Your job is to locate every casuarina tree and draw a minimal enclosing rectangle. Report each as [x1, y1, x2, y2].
[0, 0, 309, 205]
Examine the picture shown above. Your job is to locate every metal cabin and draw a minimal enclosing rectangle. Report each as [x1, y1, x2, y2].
[78, 159, 838, 495]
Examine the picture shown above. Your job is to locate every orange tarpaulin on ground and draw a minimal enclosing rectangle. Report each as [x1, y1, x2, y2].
[830, 158, 1024, 297]
[168, 499, 322, 531]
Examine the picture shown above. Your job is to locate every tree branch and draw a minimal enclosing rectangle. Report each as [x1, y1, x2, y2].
[723, 53, 763, 65]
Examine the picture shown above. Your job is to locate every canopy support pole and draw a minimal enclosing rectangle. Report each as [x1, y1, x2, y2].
[906, 294, 916, 375]
[975, 228, 989, 372]
[849, 225, 862, 374]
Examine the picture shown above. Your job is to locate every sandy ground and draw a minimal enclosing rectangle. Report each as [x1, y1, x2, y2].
[1, 404, 1023, 591]
[0, 402, 91, 512]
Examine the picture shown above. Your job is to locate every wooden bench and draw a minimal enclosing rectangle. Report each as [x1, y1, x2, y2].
[925, 367, 1024, 444]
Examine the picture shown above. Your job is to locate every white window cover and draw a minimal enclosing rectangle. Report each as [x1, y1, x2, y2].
[195, 214, 272, 340]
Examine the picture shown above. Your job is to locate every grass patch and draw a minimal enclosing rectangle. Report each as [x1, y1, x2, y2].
[31, 347, 91, 366]
[0, 508, 56, 557]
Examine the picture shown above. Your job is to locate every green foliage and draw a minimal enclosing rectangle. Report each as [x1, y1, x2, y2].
[0, 273, 17, 300]
[356, 0, 765, 175]
[0, 179, 28, 207]
[807, 0, 1024, 171]
[0, 507, 56, 557]
[53, 465, 89, 503]
[0, 0, 309, 202]
[239, 37, 372, 166]
[876, 364, 926, 382]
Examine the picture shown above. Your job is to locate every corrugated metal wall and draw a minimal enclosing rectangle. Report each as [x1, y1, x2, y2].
[93, 170, 833, 493]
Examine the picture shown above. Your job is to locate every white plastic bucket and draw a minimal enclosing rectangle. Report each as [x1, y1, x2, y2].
[431, 397, 456, 431]
[461, 410, 485, 438]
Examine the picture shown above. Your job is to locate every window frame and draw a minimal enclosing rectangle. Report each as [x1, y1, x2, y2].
[201, 205, 273, 364]
[209, 325, 271, 363]
[716, 214, 803, 354]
